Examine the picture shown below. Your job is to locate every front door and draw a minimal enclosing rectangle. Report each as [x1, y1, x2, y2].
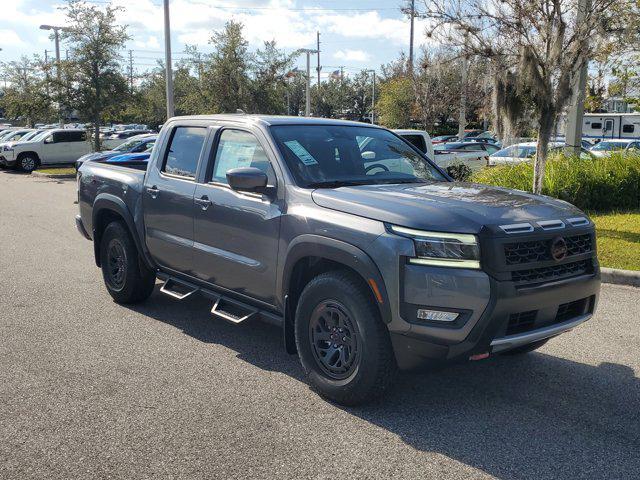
[192, 128, 282, 306]
[604, 118, 615, 138]
[143, 125, 209, 275]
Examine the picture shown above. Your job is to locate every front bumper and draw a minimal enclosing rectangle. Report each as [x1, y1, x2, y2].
[390, 267, 601, 370]
[0, 155, 16, 167]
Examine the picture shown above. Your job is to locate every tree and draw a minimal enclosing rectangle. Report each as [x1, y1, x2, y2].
[377, 76, 414, 128]
[423, 0, 640, 193]
[251, 40, 298, 114]
[203, 21, 252, 113]
[0, 56, 54, 126]
[62, 0, 130, 150]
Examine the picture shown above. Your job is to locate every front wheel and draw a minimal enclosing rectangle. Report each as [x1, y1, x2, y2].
[17, 154, 38, 173]
[100, 221, 156, 304]
[294, 271, 397, 405]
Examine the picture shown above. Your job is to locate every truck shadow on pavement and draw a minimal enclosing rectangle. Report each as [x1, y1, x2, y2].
[129, 288, 640, 480]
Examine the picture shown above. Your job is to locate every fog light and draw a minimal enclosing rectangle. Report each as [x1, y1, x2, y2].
[416, 309, 459, 322]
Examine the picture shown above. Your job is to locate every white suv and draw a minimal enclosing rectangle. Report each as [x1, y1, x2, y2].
[0, 128, 92, 172]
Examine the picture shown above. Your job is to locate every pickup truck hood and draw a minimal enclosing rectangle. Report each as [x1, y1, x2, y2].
[311, 182, 585, 234]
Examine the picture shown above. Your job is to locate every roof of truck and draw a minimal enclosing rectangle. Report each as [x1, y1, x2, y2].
[169, 114, 381, 128]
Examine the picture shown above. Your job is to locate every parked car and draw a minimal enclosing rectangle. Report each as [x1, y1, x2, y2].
[0, 128, 91, 172]
[393, 129, 435, 159]
[101, 129, 154, 150]
[103, 151, 151, 170]
[431, 134, 458, 144]
[0, 128, 35, 144]
[488, 142, 594, 166]
[589, 139, 640, 157]
[75, 134, 157, 170]
[433, 141, 500, 171]
[77, 115, 600, 405]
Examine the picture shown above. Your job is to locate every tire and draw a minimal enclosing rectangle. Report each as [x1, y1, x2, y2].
[294, 270, 397, 405]
[17, 154, 38, 173]
[100, 221, 155, 304]
[501, 338, 549, 355]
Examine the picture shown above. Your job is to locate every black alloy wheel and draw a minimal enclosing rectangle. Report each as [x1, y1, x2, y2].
[309, 300, 361, 379]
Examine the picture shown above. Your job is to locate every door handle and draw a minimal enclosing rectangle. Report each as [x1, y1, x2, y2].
[146, 186, 160, 199]
[195, 195, 212, 210]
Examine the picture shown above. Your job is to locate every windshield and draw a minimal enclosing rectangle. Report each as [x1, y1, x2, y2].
[113, 136, 151, 152]
[28, 130, 53, 142]
[591, 141, 628, 151]
[491, 145, 537, 158]
[19, 130, 43, 142]
[270, 125, 446, 188]
[1, 130, 31, 142]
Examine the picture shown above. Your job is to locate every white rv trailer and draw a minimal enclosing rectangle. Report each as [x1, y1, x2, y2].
[574, 113, 640, 140]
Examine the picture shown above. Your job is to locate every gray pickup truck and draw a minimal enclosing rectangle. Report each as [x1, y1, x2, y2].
[76, 115, 600, 405]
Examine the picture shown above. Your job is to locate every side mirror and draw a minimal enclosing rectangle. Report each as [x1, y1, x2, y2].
[44, 136, 54, 144]
[361, 151, 376, 160]
[226, 167, 268, 194]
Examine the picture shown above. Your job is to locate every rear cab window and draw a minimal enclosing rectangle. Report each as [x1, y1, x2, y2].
[162, 126, 207, 179]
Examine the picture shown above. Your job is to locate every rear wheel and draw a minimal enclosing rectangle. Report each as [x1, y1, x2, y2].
[501, 338, 549, 355]
[100, 221, 155, 304]
[295, 270, 397, 405]
[17, 154, 38, 173]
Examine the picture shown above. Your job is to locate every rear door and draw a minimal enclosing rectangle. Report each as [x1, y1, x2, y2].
[143, 124, 210, 274]
[191, 127, 282, 306]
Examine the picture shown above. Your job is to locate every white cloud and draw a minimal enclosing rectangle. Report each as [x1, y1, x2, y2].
[134, 35, 161, 50]
[0, 29, 26, 47]
[334, 49, 370, 62]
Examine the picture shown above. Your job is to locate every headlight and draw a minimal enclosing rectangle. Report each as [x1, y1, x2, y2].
[390, 225, 480, 269]
[3, 145, 13, 151]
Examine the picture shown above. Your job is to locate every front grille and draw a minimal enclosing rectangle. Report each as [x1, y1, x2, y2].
[556, 298, 588, 323]
[506, 310, 537, 335]
[511, 259, 592, 284]
[504, 234, 593, 265]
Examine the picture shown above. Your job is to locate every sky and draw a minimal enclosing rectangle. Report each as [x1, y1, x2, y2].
[0, 0, 435, 80]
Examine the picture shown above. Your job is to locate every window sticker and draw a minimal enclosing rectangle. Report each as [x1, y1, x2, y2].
[284, 140, 318, 165]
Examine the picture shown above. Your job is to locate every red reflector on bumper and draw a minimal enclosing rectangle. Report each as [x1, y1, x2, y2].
[469, 352, 490, 361]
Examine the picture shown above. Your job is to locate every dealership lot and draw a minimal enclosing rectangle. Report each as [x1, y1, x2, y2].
[0, 171, 638, 480]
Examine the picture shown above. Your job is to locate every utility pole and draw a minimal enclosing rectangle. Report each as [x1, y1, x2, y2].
[300, 49, 318, 117]
[565, 0, 591, 155]
[163, 0, 175, 119]
[316, 31, 321, 87]
[128, 50, 134, 91]
[40, 24, 67, 127]
[409, 0, 415, 72]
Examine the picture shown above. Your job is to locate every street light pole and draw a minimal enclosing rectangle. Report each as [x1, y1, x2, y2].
[163, 0, 175, 119]
[300, 49, 318, 117]
[40, 24, 65, 127]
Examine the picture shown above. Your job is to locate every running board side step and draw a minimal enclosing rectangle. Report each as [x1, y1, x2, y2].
[211, 297, 257, 324]
[160, 278, 199, 300]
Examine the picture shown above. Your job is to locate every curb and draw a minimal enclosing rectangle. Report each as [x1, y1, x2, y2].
[31, 171, 76, 180]
[601, 268, 640, 287]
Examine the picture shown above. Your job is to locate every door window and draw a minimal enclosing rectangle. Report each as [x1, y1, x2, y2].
[162, 126, 207, 179]
[53, 131, 86, 143]
[402, 134, 426, 153]
[604, 120, 614, 132]
[211, 130, 275, 185]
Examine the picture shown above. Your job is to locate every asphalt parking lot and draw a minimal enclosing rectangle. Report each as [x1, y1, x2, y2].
[0, 171, 639, 480]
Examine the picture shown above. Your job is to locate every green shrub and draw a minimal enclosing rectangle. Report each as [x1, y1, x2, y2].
[471, 152, 640, 212]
